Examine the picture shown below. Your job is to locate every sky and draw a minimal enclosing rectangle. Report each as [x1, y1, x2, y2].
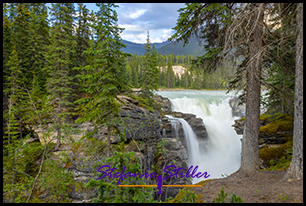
[84, 3, 186, 43]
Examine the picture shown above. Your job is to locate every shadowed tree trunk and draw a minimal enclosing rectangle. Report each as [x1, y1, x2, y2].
[239, 4, 263, 174]
[281, 3, 303, 181]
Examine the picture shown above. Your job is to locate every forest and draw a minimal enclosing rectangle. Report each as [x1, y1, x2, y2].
[3, 3, 302, 203]
[125, 52, 236, 89]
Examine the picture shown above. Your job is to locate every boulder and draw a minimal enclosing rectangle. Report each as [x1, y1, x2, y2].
[229, 97, 246, 117]
[153, 95, 172, 113]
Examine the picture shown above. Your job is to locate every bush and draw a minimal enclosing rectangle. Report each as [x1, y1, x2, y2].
[214, 186, 245, 203]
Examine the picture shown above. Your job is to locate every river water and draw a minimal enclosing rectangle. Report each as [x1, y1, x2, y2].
[156, 90, 243, 184]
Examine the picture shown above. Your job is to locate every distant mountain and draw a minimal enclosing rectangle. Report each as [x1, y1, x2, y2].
[121, 40, 170, 56]
[157, 35, 206, 57]
[121, 35, 206, 57]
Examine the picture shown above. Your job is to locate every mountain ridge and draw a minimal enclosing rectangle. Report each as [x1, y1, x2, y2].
[121, 35, 206, 56]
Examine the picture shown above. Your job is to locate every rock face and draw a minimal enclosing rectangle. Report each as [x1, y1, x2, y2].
[154, 95, 172, 113]
[24, 95, 193, 203]
[119, 95, 163, 143]
[229, 97, 245, 117]
[162, 112, 208, 149]
[154, 94, 208, 143]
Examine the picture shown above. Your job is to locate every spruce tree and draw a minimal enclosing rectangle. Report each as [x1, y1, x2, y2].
[28, 3, 50, 93]
[74, 3, 91, 93]
[131, 52, 139, 88]
[3, 3, 14, 118]
[3, 47, 25, 202]
[139, 31, 159, 109]
[167, 60, 174, 88]
[45, 3, 77, 151]
[12, 4, 33, 89]
[75, 3, 131, 157]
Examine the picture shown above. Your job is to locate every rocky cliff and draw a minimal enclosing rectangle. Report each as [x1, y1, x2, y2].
[23, 94, 209, 202]
[154, 95, 208, 144]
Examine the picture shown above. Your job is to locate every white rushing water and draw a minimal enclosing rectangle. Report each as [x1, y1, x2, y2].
[157, 90, 243, 184]
[166, 115, 201, 167]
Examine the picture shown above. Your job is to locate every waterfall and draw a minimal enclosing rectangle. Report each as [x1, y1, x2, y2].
[166, 115, 201, 167]
[158, 91, 242, 184]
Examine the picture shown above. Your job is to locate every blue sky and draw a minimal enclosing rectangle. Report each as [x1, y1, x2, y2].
[46, 3, 186, 43]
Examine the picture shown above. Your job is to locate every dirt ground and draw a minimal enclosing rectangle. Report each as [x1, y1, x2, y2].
[192, 170, 303, 203]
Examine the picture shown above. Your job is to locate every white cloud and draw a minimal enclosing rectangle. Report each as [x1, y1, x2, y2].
[83, 3, 186, 43]
[128, 9, 147, 19]
[119, 24, 143, 32]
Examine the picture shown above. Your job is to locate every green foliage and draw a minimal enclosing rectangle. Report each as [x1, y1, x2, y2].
[214, 186, 228, 203]
[277, 194, 288, 202]
[37, 155, 75, 203]
[167, 188, 203, 203]
[214, 186, 245, 203]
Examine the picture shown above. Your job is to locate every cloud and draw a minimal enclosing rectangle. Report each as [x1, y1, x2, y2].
[82, 3, 186, 43]
[128, 9, 147, 19]
[116, 3, 186, 43]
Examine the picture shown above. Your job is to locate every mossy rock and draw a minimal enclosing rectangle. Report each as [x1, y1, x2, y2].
[259, 114, 293, 135]
[259, 140, 293, 168]
[259, 114, 272, 121]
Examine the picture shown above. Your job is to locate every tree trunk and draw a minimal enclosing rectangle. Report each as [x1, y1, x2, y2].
[281, 3, 303, 180]
[239, 5, 263, 175]
[107, 124, 110, 157]
[54, 93, 61, 151]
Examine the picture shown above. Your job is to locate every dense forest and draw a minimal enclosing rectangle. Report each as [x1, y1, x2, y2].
[125, 52, 236, 89]
[3, 3, 302, 203]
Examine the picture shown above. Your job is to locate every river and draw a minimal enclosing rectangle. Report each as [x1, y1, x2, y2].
[156, 90, 243, 184]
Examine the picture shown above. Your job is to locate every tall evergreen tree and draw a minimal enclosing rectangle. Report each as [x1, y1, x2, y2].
[139, 31, 159, 109]
[166, 60, 174, 88]
[75, 3, 131, 157]
[12, 4, 33, 88]
[282, 3, 303, 181]
[130, 52, 139, 88]
[3, 47, 25, 202]
[45, 3, 77, 151]
[28, 3, 50, 93]
[3, 3, 14, 117]
[74, 3, 91, 93]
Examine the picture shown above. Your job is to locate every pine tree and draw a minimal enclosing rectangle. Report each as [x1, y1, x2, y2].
[75, 3, 131, 157]
[3, 3, 14, 117]
[167, 60, 174, 88]
[45, 3, 77, 151]
[4, 4, 33, 141]
[28, 3, 50, 93]
[74, 3, 91, 93]
[13, 4, 33, 89]
[139, 31, 159, 109]
[131, 52, 139, 88]
[3, 47, 25, 202]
